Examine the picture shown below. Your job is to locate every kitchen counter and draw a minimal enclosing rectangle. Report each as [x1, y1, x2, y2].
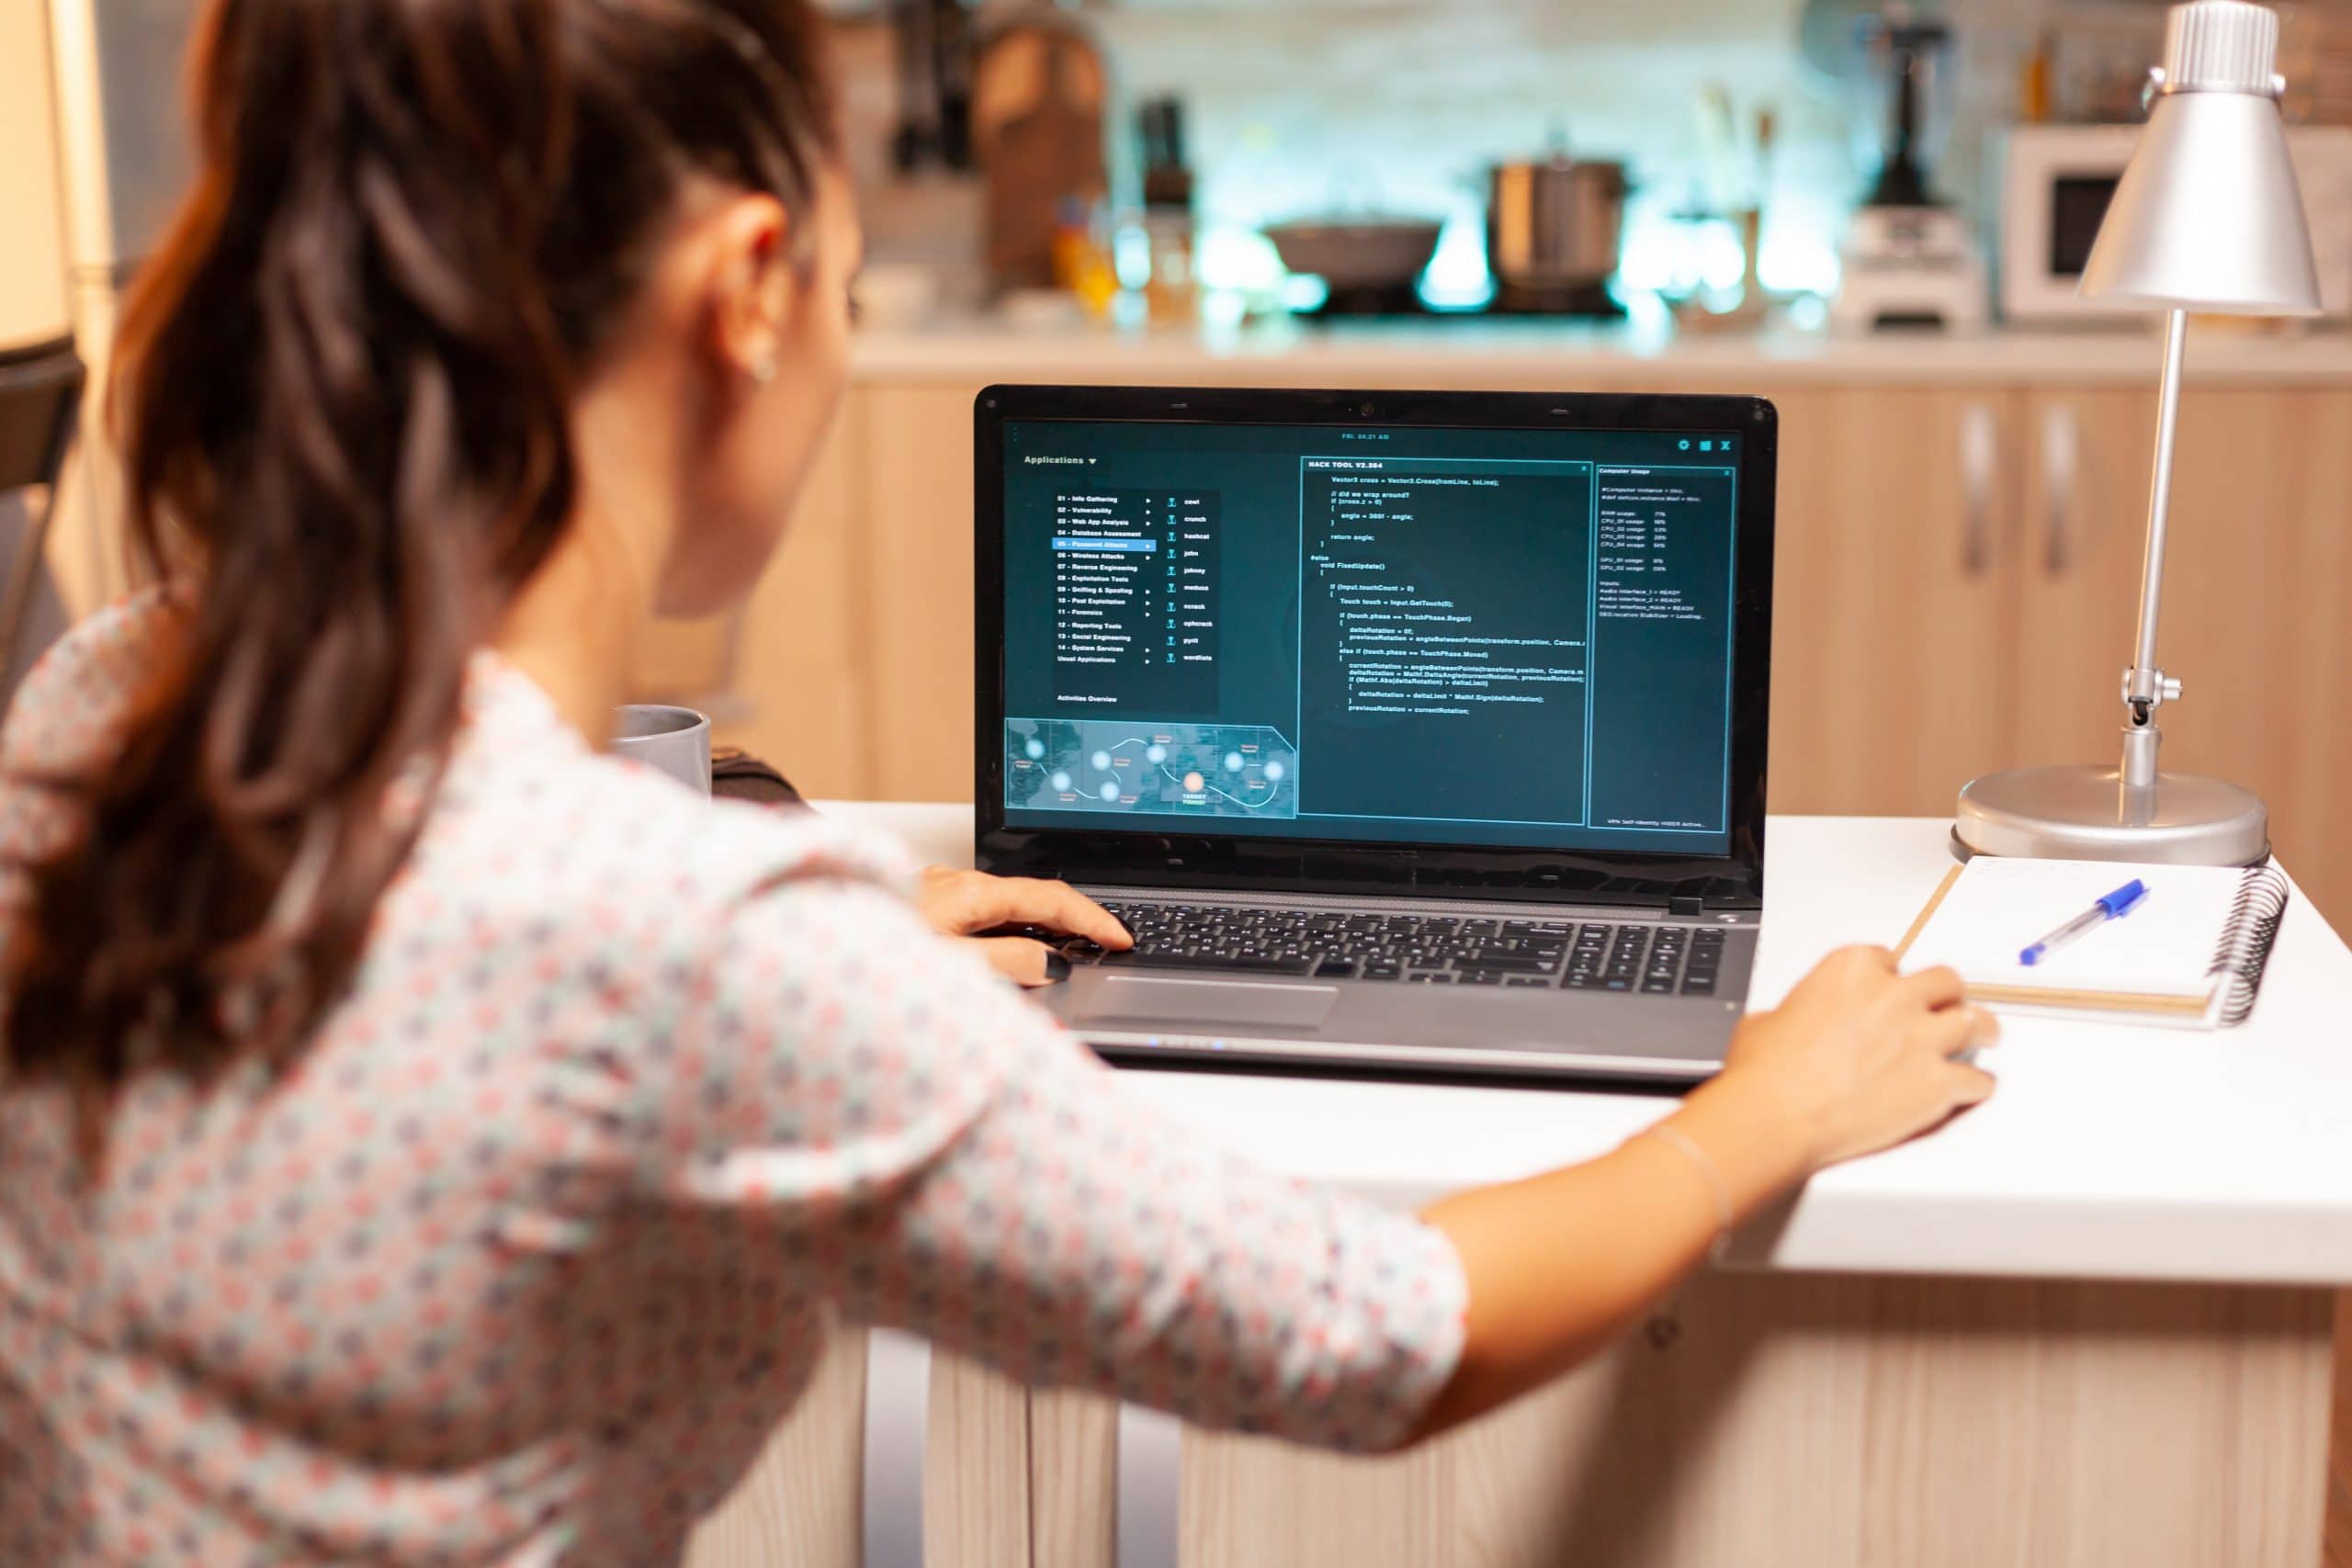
[851, 314, 2352, 386]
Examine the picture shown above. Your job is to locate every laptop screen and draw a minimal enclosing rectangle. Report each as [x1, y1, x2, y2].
[996, 414, 1744, 856]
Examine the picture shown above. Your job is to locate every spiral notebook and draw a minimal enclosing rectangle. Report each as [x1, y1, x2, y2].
[1895, 858, 2291, 1029]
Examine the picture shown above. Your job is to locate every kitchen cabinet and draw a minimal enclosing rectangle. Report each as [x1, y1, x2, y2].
[675, 1234, 2334, 1568]
[1160, 1272, 2321, 1568]
[704, 378, 2041, 814]
[681, 1325, 865, 1568]
[864, 386, 981, 802]
[634, 385, 976, 805]
[1758, 387, 2023, 818]
[1760, 381, 2352, 919]
[680, 1340, 1097, 1568]
[690, 366, 2352, 924]
[2016, 386, 2352, 926]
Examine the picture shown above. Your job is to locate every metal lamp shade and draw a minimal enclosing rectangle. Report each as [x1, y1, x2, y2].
[2081, 87, 2323, 314]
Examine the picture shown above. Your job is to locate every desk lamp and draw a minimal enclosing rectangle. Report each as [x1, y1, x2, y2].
[1955, 0, 2319, 865]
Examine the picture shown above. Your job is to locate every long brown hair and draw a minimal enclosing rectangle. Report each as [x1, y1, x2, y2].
[5, 0, 837, 1113]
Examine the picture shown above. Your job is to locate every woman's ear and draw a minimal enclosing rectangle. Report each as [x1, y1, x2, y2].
[702, 193, 795, 387]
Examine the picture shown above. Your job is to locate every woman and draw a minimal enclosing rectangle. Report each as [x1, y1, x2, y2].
[0, 1, 1996, 1562]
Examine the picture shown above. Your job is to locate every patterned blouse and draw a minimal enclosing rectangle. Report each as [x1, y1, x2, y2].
[0, 597, 1466, 1566]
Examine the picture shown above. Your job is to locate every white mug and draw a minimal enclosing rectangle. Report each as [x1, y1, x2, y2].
[612, 704, 712, 796]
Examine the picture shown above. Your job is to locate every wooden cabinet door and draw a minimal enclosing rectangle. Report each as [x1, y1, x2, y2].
[1149, 1274, 2324, 1568]
[682, 1325, 866, 1568]
[865, 384, 982, 802]
[847, 380, 2030, 818]
[2016, 386, 2352, 925]
[1761, 388, 2023, 818]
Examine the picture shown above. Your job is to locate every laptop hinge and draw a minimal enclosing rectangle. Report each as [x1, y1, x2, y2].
[1668, 893, 1706, 918]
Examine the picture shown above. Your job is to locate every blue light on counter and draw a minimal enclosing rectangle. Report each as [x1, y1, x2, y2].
[1114, 226, 1154, 292]
[1419, 214, 1493, 310]
[1197, 227, 1285, 291]
[1619, 204, 1843, 301]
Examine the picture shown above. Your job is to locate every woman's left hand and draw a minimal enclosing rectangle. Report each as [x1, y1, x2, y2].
[914, 867, 1135, 987]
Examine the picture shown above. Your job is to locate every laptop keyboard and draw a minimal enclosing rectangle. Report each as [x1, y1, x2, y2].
[1065, 901, 1726, 996]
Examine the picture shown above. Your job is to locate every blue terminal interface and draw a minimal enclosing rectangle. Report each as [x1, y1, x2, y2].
[1000, 418, 1740, 853]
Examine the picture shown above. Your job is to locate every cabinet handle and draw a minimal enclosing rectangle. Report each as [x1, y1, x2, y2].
[862, 1330, 929, 1568]
[1116, 1404, 1183, 1568]
[2041, 400, 2080, 574]
[1959, 401, 1998, 577]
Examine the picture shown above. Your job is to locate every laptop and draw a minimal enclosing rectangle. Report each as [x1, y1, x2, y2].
[974, 384, 1776, 1082]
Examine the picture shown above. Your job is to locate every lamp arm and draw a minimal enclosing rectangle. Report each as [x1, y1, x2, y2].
[2120, 308, 2189, 789]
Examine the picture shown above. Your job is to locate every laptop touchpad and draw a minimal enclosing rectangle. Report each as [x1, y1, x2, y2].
[1076, 976, 1339, 1031]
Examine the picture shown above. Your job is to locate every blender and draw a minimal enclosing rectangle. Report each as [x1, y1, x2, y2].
[1829, 8, 1990, 332]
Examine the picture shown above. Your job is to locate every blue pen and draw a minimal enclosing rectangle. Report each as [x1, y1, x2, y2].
[2018, 880, 2149, 966]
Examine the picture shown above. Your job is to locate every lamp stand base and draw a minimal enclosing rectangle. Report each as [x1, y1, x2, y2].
[1953, 764, 2269, 866]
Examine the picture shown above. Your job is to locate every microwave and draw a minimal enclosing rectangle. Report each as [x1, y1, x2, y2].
[1997, 122, 2352, 323]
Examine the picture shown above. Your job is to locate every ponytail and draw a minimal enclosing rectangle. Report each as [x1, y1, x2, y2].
[5, 0, 837, 1116]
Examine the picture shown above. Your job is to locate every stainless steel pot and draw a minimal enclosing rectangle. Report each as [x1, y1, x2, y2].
[1487, 154, 1628, 288]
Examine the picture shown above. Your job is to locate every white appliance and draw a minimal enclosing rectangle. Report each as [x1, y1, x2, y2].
[1826, 14, 1991, 335]
[1998, 122, 2352, 323]
[28, 0, 202, 617]
[44, 0, 202, 358]
[1830, 206, 1991, 333]
[1, 3, 84, 690]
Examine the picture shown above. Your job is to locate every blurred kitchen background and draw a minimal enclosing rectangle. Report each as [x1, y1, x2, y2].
[827, 0, 2352, 329]
[9, 0, 2352, 928]
[27, 1, 2352, 356]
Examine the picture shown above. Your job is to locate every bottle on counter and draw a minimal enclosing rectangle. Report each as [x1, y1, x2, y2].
[1051, 197, 1123, 320]
[2020, 28, 2052, 125]
[1136, 96, 1197, 326]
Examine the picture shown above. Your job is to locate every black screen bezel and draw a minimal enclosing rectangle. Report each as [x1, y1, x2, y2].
[974, 384, 1776, 908]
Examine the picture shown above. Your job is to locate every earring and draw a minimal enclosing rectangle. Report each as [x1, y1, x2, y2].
[749, 355, 778, 385]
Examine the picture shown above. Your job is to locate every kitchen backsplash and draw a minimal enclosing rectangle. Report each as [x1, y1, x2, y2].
[1090, 0, 1883, 300]
[841, 0, 2352, 306]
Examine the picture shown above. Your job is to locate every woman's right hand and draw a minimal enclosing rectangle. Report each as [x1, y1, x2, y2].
[1717, 944, 1997, 1174]
[1409, 944, 1996, 1441]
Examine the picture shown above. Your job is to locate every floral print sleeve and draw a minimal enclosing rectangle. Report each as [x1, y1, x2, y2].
[616, 874, 1468, 1453]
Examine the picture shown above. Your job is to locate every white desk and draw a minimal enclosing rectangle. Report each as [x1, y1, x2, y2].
[688, 807, 2352, 1568]
[833, 802, 2352, 1284]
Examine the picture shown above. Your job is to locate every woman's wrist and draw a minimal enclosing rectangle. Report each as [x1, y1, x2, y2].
[1653, 1067, 1819, 1224]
